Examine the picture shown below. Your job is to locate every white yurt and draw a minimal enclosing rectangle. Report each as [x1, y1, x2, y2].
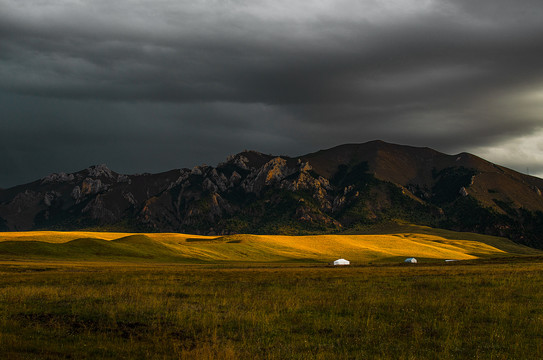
[404, 257, 417, 263]
[333, 258, 350, 266]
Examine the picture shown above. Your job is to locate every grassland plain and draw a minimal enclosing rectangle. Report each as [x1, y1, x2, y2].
[0, 228, 542, 359]
[0, 260, 543, 359]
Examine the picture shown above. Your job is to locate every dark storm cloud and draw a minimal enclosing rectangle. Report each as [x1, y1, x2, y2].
[1, 0, 543, 186]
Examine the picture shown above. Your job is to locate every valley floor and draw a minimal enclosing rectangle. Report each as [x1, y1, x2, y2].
[1, 259, 543, 359]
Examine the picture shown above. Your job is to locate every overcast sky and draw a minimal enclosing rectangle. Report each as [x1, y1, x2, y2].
[2, 0, 543, 187]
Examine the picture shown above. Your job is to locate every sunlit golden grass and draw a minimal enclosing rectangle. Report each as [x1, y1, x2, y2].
[0, 231, 133, 243]
[0, 225, 539, 263]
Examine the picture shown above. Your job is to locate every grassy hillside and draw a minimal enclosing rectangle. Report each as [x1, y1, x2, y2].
[0, 225, 539, 263]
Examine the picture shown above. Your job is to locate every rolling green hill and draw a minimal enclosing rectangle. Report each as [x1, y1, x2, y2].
[0, 235, 187, 262]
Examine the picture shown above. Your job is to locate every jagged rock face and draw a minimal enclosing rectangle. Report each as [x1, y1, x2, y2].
[2, 141, 543, 248]
[229, 171, 241, 186]
[87, 164, 115, 179]
[224, 154, 250, 170]
[81, 178, 105, 195]
[43, 191, 61, 207]
[42, 172, 74, 184]
[242, 157, 297, 194]
[280, 171, 333, 210]
[71, 186, 82, 202]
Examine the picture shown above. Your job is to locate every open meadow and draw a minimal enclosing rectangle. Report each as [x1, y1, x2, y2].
[1, 228, 543, 359]
[1, 260, 543, 359]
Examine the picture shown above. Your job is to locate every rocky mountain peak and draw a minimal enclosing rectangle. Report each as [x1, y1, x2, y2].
[223, 150, 276, 170]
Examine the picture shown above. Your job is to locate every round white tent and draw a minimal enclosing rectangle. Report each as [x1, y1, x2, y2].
[404, 257, 417, 263]
[333, 259, 350, 266]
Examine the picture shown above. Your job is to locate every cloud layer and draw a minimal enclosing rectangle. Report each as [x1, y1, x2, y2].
[2, 0, 543, 187]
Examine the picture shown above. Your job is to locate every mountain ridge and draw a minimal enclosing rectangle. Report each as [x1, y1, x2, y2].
[1, 140, 543, 248]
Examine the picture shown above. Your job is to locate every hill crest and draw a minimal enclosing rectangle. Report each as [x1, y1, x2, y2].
[0, 227, 539, 263]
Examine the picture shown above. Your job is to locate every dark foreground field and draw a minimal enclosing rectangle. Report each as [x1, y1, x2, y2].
[1, 259, 542, 359]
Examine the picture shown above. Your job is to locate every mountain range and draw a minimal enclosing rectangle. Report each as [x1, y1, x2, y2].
[1, 140, 543, 248]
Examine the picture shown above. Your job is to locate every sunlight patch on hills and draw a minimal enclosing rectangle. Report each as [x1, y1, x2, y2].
[0, 225, 539, 263]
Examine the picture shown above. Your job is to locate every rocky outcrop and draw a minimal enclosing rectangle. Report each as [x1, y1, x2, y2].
[225, 154, 250, 170]
[43, 191, 61, 207]
[123, 192, 137, 206]
[42, 172, 75, 184]
[280, 171, 333, 210]
[81, 178, 105, 195]
[229, 171, 241, 186]
[87, 164, 115, 179]
[242, 157, 297, 194]
[71, 186, 82, 202]
[117, 174, 131, 184]
[82, 194, 116, 221]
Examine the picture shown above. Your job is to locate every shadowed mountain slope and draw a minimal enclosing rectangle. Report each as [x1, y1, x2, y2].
[1, 141, 543, 248]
